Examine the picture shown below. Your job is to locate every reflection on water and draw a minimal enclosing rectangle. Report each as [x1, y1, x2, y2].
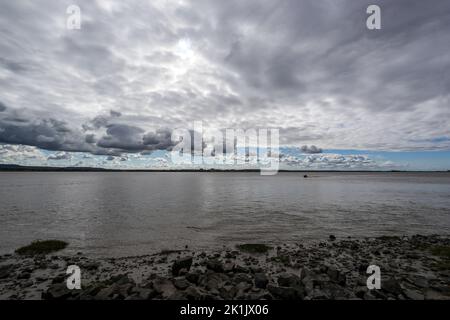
[1, 172, 449, 257]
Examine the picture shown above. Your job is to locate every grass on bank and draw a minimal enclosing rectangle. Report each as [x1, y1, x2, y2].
[428, 245, 450, 271]
[15, 240, 68, 255]
[236, 243, 271, 254]
[430, 245, 450, 259]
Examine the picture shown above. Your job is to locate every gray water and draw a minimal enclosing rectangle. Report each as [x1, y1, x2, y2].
[1, 172, 449, 257]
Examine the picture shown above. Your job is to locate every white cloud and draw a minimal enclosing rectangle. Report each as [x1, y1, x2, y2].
[0, 0, 449, 161]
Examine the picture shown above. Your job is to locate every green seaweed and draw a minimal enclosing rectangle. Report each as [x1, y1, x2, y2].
[236, 243, 271, 254]
[428, 245, 450, 271]
[429, 245, 450, 259]
[16, 240, 68, 255]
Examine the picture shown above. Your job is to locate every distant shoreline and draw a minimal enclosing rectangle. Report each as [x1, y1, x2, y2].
[0, 164, 449, 173]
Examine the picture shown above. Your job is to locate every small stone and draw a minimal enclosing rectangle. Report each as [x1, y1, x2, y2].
[233, 264, 249, 273]
[363, 292, 377, 300]
[327, 267, 346, 285]
[43, 283, 74, 300]
[233, 273, 252, 284]
[206, 259, 224, 273]
[329, 235, 336, 241]
[382, 277, 403, 295]
[116, 283, 134, 297]
[111, 274, 133, 286]
[219, 285, 237, 299]
[206, 278, 220, 291]
[403, 289, 424, 300]
[267, 285, 302, 300]
[172, 256, 193, 276]
[82, 262, 100, 271]
[424, 290, 447, 300]
[178, 268, 188, 276]
[95, 285, 117, 300]
[173, 277, 190, 290]
[185, 286, 202, 300]
[51, 274, 66, 284]
[223, 262, 235, 272]
[0, 265, 14, 279]
[22, 280, 33, 287]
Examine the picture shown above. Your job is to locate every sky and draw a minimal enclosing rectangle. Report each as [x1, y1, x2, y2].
[0, 0, 449, 170]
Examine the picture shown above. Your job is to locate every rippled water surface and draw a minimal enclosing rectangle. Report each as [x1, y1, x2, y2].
[1, 172, 449, 257]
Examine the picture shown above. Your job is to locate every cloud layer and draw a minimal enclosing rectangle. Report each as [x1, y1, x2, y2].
[0, 0, 449, 163]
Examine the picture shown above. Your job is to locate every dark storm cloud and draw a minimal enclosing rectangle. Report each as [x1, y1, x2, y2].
[0, 101, 7, 112]
[0, 107, 177, 156]
[0, 115, 91, 153]
[0, 57, 27, 73]
[97, 124, 145, 151]
[143, 128, 175, 150]
[300, 145, 323, 154]
[82, 110, 122, 131]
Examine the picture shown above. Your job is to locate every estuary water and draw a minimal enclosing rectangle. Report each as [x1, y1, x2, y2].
[1, 172, 449, 257]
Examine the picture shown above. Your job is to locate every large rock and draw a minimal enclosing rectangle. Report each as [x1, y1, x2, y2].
[233, 273, 252, 284]
[95, 285, 117, 300]
[185, 272, 200, 284]
[172, 256, 193, 276]
[382, 277, 403, 295]
[133, 287, 155, 300]
[173, 277, 190, 290]
[327, 267, 346, 285]
[309, 288, 330, 299]
[43, 283, 74, 300]
[0, 264, 14, 279]
[302, 276, 314, 296]
[403, 289, 424, 300]
[235, 281, 252, 298]
[185, 286, 204, 300]
[277, 273, 302, 287]
[152, 277, 177, 299]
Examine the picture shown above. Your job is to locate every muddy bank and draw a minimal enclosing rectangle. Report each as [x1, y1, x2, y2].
[0, 235, 449, 300]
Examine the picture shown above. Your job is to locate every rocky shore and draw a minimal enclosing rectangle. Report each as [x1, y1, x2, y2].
[0, 235, 449, 300]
